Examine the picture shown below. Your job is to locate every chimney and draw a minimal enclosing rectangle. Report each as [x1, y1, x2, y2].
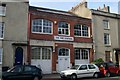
[80, 0, 87, 8]
[97, 4, 110, 13]
[85, 1, 87, 8]
[107, 6, 110, 13]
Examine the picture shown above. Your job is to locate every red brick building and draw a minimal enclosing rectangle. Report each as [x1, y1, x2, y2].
[28, 6, 93, 74]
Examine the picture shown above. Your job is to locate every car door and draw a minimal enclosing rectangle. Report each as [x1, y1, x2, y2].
[7, 66, 23, 80]
[21, 66, 34, 80]
[77, 65, 89, 78]
[88, 64, 97, 77]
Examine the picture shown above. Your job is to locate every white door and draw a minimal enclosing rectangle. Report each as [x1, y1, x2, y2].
[58, 48, 70, 72]
[31, 47, 52, 74]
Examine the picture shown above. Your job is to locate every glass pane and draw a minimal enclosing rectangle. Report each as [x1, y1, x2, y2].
[42, 48, 51, 60]
[59, 48, 69, 56]
[11, 66, 22, 72]
[31, 47, 40, 59]
[58, 22, 69, 35]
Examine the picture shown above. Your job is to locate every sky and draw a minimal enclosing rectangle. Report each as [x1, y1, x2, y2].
[29, 0, 120, 14]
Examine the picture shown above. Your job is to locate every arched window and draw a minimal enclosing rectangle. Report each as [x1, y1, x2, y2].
[31, 47, 51, 60]
[74, 24, 89, 37]
[75, 48, 89, 60]
[58, 48, 69, 56]
[32, 19, 53, 34]
[58, 22, 69, 35]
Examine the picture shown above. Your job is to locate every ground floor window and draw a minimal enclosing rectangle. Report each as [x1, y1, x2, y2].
[105, 51, 110, 62]
[75, 48, 89, 60]
[0, 48, 2, 64]
[31, 47, 51, 60]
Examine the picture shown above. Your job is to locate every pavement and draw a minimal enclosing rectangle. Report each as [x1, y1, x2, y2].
[41, 74, 120, 80]
[42, 73, 60, 80]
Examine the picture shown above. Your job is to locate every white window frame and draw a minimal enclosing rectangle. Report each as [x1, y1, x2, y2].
[58, 22, 70, 36]
[74, 24, 90, 37]
[31, 47, 51, 60]
[0, 22, 4, 39]
[75, 48, 89, 60]
[0, 4, 6, 16]
[32, 19, 53, 34]
[103, 20, 110, 29]
[104, 33, 111, 45]
[0, 48, 3, 64]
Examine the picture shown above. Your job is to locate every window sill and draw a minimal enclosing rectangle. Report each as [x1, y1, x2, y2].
[104, 28, 110, 30]
[32, 32, 53, 35]
[74, 36, 90, 38]
[58, 34, 70, 36]
[0, 15, 6, 17]
[104, 44, 111, 47]
[0, 38, 4, 40]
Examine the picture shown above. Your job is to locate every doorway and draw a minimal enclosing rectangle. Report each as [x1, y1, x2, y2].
[58, 48, 70, 72]
[14, 47, 23, 65]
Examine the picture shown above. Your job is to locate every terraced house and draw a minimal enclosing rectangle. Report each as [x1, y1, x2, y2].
[2, 0, 120, 75]
[69, 1, 120, 67]
[1, 1, 29, 70]
[28, 6, 93, 74]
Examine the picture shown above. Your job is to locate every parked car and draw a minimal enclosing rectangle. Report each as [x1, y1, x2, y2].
[60, 64, 100, 80]
[96, 61, 120, 77]
[2, 65, 42, 80]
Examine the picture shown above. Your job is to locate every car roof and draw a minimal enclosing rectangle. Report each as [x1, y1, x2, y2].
[75, 64, 96, 65]
[14, 65, 37, 67]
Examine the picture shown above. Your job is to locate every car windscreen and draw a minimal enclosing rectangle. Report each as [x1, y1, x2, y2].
[107, 62, 115, 67]
[71, 65, 79, 70]
[7, 66, 22, 72]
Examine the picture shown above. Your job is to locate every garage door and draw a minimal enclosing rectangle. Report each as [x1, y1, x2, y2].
[31, 47, 52, 74]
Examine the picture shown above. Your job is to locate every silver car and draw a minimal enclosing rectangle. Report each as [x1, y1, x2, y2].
[60, 64, 100, 80]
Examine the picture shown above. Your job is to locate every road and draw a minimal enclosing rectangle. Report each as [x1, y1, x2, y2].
[42, 77, 120, 80]
[80, 76, 120, 80]
[41, 74, 120, 80]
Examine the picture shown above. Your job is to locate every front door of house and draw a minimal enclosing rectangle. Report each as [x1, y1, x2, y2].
[14, 47, 23, 65]
[58, 48, 70, 72]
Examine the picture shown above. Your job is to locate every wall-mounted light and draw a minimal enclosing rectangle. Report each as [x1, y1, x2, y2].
[90, 35, 93, 38]
[54, 21, 57, 24]
[55, 44, 58, 47]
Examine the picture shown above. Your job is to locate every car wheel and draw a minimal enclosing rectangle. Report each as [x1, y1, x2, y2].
[93, 73, 99, 78]
[105, 72, 110, 77]
[70, 74, 77, 80]
[61, 77, 65, 80]
[33, 76, 40, 80]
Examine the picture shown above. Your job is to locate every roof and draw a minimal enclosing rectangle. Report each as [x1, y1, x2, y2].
[29, 6, 76, 16]
[91, 9, 120, 19]
[29, 6, 91, 20]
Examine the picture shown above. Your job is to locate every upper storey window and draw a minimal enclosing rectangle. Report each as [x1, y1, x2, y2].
[32, 19, 53, 34]
[104, 33, 111, 45]
[74, 24, 89, 37]
[58, 22, 70, 36]
[103, 20, 109, 29]
[0, 4, 6, 16]
[0, 22, 4, 39]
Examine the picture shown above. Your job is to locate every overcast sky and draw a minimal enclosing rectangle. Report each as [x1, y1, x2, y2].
[29, 0, 119, 13]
